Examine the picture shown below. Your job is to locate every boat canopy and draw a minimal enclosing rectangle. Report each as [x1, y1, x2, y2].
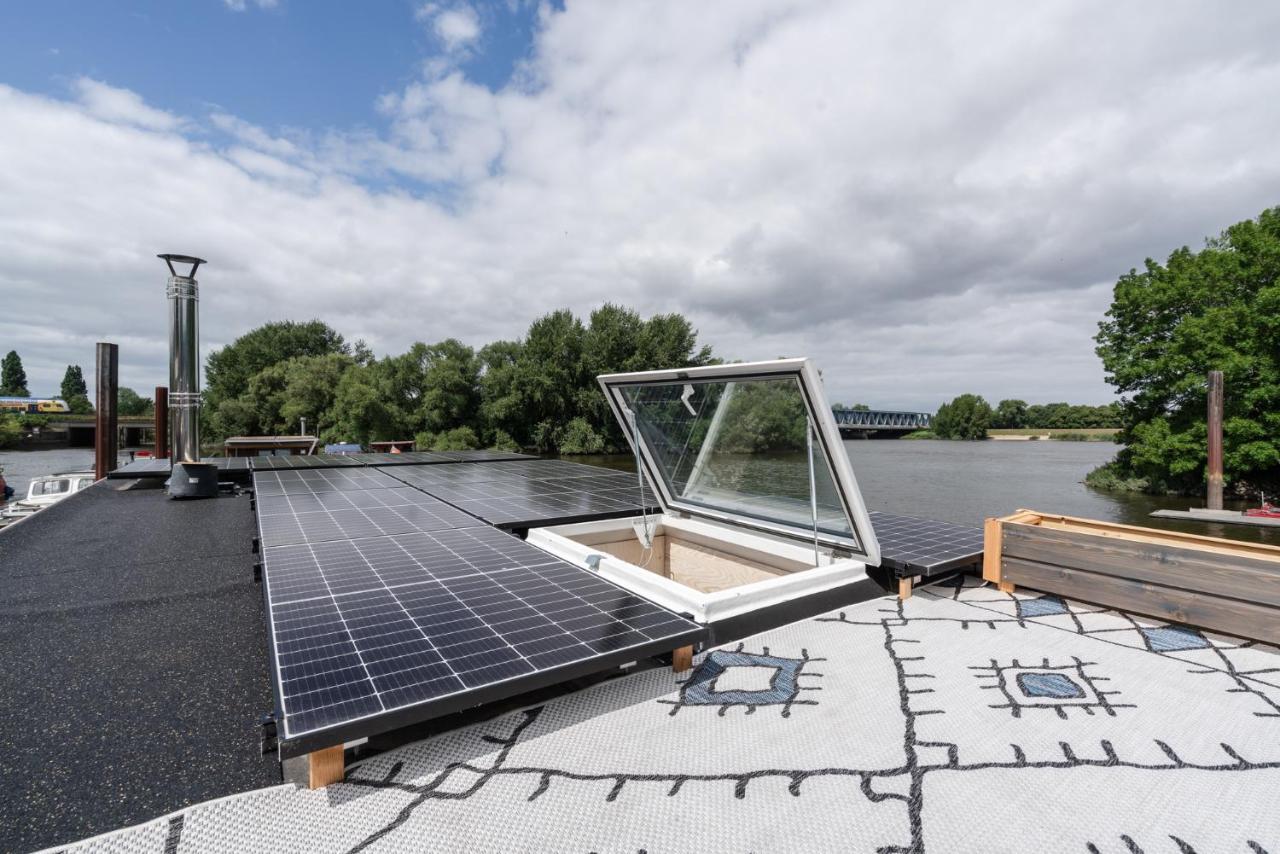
[597, 358, 879, 564]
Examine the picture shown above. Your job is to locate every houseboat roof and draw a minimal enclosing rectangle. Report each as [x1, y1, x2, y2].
[2, 455, 1276, 852]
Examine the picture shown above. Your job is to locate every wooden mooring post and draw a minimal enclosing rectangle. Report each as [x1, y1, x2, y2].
[154, 386, 169, 459]
[1207, 370, 1224, 510]
[95, 343, 119, 480]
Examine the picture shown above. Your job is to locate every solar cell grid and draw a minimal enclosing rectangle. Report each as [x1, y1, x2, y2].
[255, 486, 445, 516]
[867, 510, 983, 576]
[252, 468, 404, 497]
[251, 454, 366, 471]
[256, 501, 483, 549]
[260, 524, 702, 750]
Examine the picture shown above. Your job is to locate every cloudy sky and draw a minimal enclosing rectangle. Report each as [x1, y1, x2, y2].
[1, 1, 1278, 409]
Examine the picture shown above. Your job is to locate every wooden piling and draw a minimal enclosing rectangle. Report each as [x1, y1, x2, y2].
[1207, 370, 1224, 510]
[154, 386, 169, 459]
[95, 343, 119, 480]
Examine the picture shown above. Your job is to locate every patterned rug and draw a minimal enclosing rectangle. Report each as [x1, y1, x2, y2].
[46, 576, 1280, 853]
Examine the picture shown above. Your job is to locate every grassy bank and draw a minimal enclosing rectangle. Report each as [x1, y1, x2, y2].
[988, 428, 1119, 442]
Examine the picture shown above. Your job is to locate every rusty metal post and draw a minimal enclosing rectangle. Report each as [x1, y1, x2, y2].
[154, 386, 169, 459]
[1207, 370, 1224, 510]
[95, 342, 119, 480]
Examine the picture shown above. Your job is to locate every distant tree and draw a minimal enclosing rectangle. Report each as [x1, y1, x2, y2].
[933, 394, 992, 440]
[993, 399, 1028, 429]
[61, 365, 87, 401]
[327, 363, 404, 445]
[280, 353, 354, 436]
[387, 340, 481, 435]
[1095, 206, 1280, 493]
[116, 387, 152, 416]
[0, 414, 22, 448]
[67, 395, 94, 415]
[1, 351, 29, 396]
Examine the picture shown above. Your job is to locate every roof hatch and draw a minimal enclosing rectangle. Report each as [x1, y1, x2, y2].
[598, 358, 879, 564]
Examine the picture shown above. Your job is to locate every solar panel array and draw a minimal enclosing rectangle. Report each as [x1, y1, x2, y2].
[254, 460, 701, 757]
[383, 460, 657, 529]
[867, 510, 984, 577]
[252, 449, 533, 471]
[107, 456, 251, 479]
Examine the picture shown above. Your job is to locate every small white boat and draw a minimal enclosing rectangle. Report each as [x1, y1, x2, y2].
[0, 471, 95, 528]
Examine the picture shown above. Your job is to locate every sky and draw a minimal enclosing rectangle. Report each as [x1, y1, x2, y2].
[1, 1, 1278, 410]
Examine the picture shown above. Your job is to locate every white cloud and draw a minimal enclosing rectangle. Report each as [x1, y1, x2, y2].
[3, 1, 1280, 408]
[419, 3, 482, 52]
[223, 0, 278, 11]
[72, 77, 184, 131]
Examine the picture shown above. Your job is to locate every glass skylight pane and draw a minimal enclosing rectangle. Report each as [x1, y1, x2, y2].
[617, 375, 857, 546]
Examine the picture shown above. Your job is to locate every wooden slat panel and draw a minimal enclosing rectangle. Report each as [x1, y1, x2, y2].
[1002, 523, 1280, 608]
[1014, 510, 1280, 560]
[1001, 555, 1280, 646]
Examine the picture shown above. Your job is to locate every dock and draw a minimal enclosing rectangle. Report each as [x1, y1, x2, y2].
[1151, 507, 1280, 528]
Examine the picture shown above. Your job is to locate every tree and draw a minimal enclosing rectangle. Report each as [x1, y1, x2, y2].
[205, 320, 347, 435]
[67, 395, 94, 415]
[0, 414, 21, 448]
[993, 399, 1028, 429]
[61, 365, 87, 401]
[117, 387, 153, 417]
[1095, 206, 1280, 493]
[1, 351, 29, 396]
[933, 394, 992, 440]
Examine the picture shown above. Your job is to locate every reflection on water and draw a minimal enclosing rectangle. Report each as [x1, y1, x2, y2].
[572, 439, 1280, 546]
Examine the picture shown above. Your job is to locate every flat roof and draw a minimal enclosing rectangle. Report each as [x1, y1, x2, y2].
[45, 574, 1280, 851]
[0, 482, 277, 852]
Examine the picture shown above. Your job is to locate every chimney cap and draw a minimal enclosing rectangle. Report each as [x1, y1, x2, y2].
[157, 254, 207, 278]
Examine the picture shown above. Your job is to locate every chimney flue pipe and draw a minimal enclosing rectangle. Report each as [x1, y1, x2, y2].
[159, 254, 206, 463]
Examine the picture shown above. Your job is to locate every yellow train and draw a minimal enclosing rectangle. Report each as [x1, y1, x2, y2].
[0, 397, 71, 414]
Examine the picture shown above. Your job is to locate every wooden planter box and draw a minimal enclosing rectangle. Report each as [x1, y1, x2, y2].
[983, 510, 1280, 645]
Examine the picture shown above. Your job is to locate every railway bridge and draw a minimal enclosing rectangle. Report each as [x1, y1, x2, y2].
[832, 407, 932, 439]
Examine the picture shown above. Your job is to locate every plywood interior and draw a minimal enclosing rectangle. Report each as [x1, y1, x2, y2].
[577, 529, 811, 594]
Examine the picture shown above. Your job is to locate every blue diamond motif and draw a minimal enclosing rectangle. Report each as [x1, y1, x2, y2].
[1016, 672, 1086, 699]
[1141, 625, 1210, 652]
[682, 650, 803, 706]
[1017, 595, 1069, 618]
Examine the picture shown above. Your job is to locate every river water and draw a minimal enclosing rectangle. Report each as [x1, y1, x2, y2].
[579, 439, 1280, 545]
[5, 440, 1274, 544]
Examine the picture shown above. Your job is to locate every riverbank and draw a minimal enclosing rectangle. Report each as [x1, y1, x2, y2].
[987, 428, 1118, 441]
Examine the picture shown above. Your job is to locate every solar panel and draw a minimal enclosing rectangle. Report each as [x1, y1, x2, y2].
[381, 459, 615, 489]
[107, 457, 251, 479]
[340, 452, 453, 466]
[261, 524, 703, 755]
[252, 468, 405, 497]
[256, 495, 483, 549]
[431, 450, 535, 462]
[867, 510, 983, 577]
[251, 454, 365, 471]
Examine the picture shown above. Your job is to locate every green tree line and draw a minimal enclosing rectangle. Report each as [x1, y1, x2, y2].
[202, 304, 714, 454]
[926, 395, 1120, 440]
[1092, 206, 1280, 495]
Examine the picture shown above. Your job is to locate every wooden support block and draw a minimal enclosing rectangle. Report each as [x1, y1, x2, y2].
[898, 577, 913, 600]
[998, 580, 1016, 594]
[982, 516, 1004, 585]
[672, 645, 693, 673]
[308, 745, 345, 789]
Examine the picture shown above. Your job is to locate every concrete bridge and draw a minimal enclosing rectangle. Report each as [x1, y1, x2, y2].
[832, 407, 932, 439]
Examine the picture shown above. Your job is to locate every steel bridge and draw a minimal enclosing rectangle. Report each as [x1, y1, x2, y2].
[832, 407, 932, 438]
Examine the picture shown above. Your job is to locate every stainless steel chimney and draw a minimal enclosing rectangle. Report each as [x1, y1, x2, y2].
[159, 254, 206, 462]
[159, 254, 216, 499]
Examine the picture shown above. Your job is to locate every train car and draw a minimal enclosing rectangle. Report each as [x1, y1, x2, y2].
[0, 397, 71, 414]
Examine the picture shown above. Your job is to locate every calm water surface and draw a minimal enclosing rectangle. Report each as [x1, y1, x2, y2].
[578, 439, 1280, 545]
[0, 448, 127, 499]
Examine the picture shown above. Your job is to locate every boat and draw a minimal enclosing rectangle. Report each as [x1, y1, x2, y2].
[1244, 498, 1280, 518]
[0, 471, 95, 528]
